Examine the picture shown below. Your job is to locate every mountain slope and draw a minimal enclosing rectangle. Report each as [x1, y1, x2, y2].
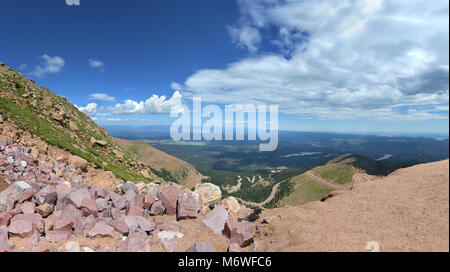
[116, 139, 205, 188]
[327, 153, 394, 175]
[0, 62, 200, 184]
[255, 159, 449, 252]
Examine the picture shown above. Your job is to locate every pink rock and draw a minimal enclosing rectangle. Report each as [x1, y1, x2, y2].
[127, 205, 143, 216]
[9, 213, 44, 233]
[18, 189, 37, 203]
[0, 212, 13, 226]
[88, 221, 114, 238]
[227, 221, 255, 247]
[176, 192, 203, 220]
[201, 206, 229, 234]
[149, 200, 165, 216]
[35, 185, 57, 205]
[80, 199, 98, 217]
[66, 188, 91, 208]
[157, 184, 183, 215]
[144, 194, 156, 209]
[109, 219, 129, 235]
[53, 218, 73, 233]
[8, 219, 38, 238]
[20, 202, 35, 214]
[117, 230, 151, 252]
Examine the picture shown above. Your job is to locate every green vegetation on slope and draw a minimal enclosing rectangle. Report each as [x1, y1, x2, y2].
[0, 64, 149, 183]
[277, 174, 334, 207]
[312, 163, 358, 184]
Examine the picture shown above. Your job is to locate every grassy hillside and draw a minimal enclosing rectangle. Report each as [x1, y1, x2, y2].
[327, 153, 394, 175]
[312, 163, 358, 184]
[0, 62, 151, 182]
[275, 174, 334, 207]
[116, 139, 205, 188]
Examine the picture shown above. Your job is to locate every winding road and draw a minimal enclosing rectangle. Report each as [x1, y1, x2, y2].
[304, 170, 348, 190]
[236, 179, 288, 208]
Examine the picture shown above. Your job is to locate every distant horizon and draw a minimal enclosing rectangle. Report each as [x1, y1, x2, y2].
[103, 124, 450, 140]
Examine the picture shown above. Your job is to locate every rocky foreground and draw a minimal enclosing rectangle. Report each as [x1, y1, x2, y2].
[0, 140, 258, 252]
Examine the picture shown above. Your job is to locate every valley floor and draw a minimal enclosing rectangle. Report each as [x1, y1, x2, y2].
[254, 160, 449, 252]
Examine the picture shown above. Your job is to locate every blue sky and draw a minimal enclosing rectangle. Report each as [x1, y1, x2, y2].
[1, 0, 449, 136]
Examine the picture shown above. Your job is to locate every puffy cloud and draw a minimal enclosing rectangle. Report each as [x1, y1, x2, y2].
[183, 0, 449, 120]
[88, 93, 115, 102]
[228, 26, 262, 53]
[107, 91, 185, 114]
[76, 103, 98, 114]
[88, 59, 104, 68]
[30, 55, 65, 78]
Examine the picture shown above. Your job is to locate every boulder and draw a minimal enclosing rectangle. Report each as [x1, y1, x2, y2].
[120, 182, 137, 194]
[20, 202, 35, 214]
[127, 205, 144, 217]
[122, 216, 155, 233]
[221, 197, 241, 215]
[201, 206, 229, 234]
[195, 183, 222, 206]
[53, 218, 74, 233]
[109, 219, 129, 235]
[117, 230, 151, 252]
[46, 230, 71, 243]
[88, 222, 114, 238]
[68, 155, 88, 170]
[144, 194, 156, 209]
[18, 188, 37, 203]
[80, 199, 98, 217]
[227, 221, 255, 247]
[146, 183, 160, 198]
[157, 183, 183, 215]
[186, 242, 216, 252]
[89, 171, 117, 192]
[149, 200, 165, 216]
[176, 192, 203, 220]
[66, 188, 91, 208]
[34, 185, 57, 205]
[36, 203, 53, 218]
[14, 181, 32, 194]
[95, 198, 108, 212]
[228, 243, 241, 252]
[8, 213, 44, 238]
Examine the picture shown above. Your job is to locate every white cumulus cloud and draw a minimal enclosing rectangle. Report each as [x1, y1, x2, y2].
[30, 55, 65, 78]
[107, 91, 185, 114]
[88, 59, 104, 69]
[76, 103, 98, 114]
[183, 0, 449, 120]
[88, 93, 115, 102]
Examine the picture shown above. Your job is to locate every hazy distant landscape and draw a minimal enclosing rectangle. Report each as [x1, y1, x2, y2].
[108, 125, 449, 186]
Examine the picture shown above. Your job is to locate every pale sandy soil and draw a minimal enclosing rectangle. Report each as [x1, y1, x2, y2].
[254, 160, 449, 252]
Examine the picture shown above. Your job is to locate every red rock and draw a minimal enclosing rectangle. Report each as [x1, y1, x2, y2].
[35, 185, 57, 205]
[127, 205, 143, 216]
[157, 184, 183, 215]
[144, 194, 156, 209]
[130, 195, 144, 209]
[176, 192, 203, 220]
[8, 219, 38, 238]
[0, 212, 13, 226]
[53, 218, 73, 233]
[109, 219, 129, 235]
[80, 199, 98, 217]
[227, 221, 255, 247]
[9, 213, 44, 233]
[66, 189, 91, 208]
[18, 189, 37, 203]
[88, 222, 114, 238]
